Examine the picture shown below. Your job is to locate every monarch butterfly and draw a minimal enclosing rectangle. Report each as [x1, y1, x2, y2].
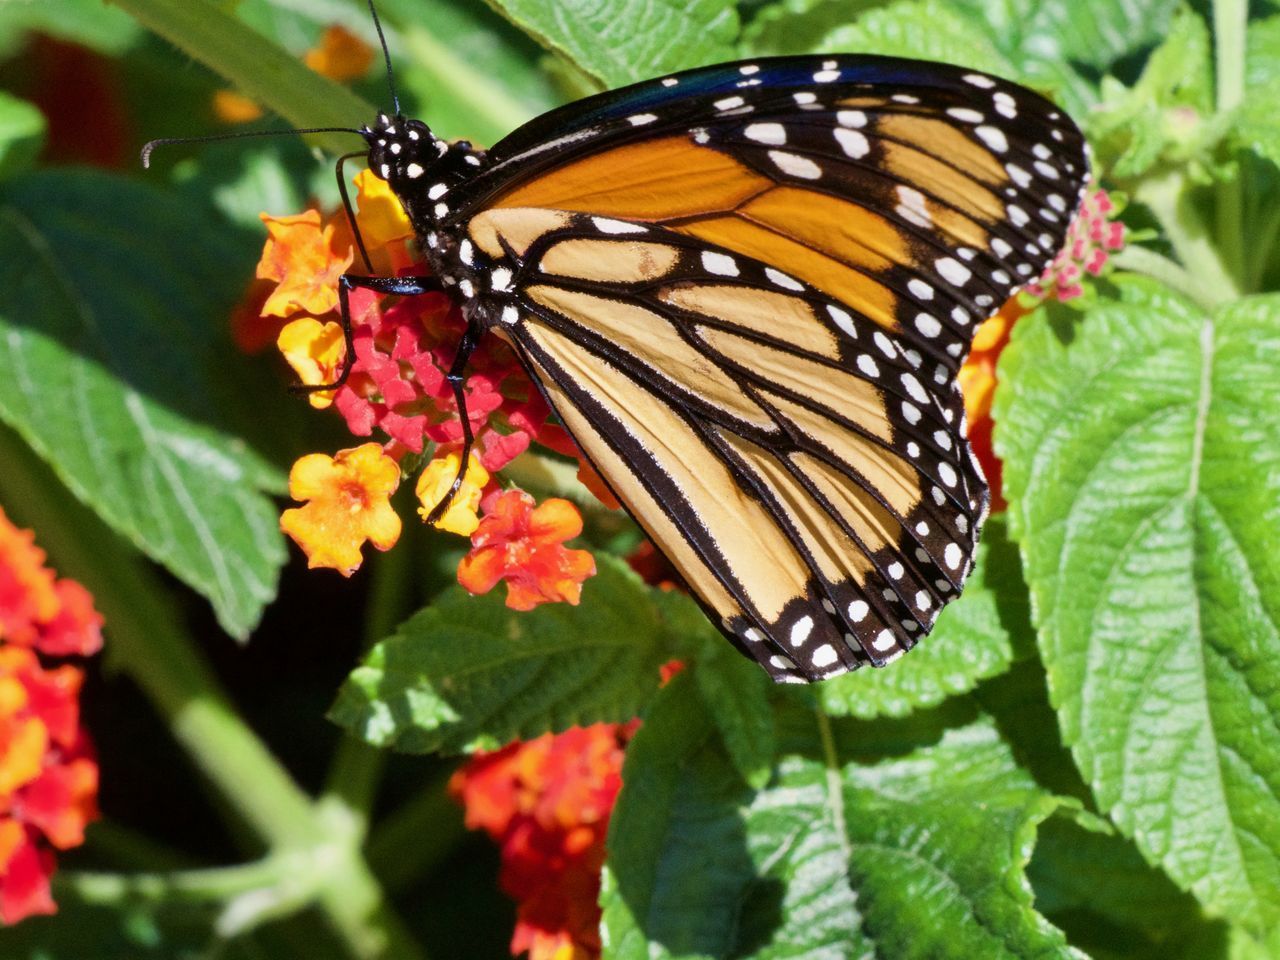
[172, 9, 1090, 683]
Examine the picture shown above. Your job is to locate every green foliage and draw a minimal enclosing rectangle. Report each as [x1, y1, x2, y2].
[603, 679, 1084, 959]
[331, 556, 680, 753]
[0, 92, 45, 180]
[0, 170, 286, 639]
[996, 280, 1280, 932]
[1, 0, 1278, 958]
[483, 0, 740, 87]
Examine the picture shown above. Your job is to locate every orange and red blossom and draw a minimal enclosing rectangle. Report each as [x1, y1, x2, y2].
[280, 444, 403, 576]
[451, 723, 636, 960]
[0, 508, 102, 924]
[458, 492, 596, 612]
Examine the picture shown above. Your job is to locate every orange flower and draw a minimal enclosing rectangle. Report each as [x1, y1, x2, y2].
[304, 25, 375, 81]
[957, 299, 1031, 512]
[277, 317, 346, 409]
[415, 451, 491, 536]
[451, 724, 636, 960]
[257, 211, 354, 318]
[457, 492, 596, 611]
[280, 444, 402, 576]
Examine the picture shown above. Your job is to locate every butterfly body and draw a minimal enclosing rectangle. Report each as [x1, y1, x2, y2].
[357, 55, 1089, 683]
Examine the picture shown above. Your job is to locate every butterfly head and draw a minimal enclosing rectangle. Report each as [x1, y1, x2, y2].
[363, 113, 443, 190]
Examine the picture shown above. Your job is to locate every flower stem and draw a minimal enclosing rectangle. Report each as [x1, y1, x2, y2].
[1213, 0, 1247, 289]
[1134, 169, 1239, 309]
[1111, 247, 1205, 305]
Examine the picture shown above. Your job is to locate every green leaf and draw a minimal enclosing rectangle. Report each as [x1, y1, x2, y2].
[762, 0, 1014, 73]
[950, 0, 1181, 73]
[601, 676, 877, 959]
[0, 92, 45, 182]
[604, 689, 1083, 959]
[995, 277, 1280, 933]
[1028, 815, 1230, 960]
[977, 656, 1091, 802]
[1233, 16, 1280, 168]
[819, 515, 1032, 719]
[384, 0, 564, 144]
[0, 0, 141, 58]
[742, 0, 1096, 115]
[692, 644, 776, 788]
[330, 556, 678, 754]
[482, 0, 739, 88]
[0, 170, 287, 639]
[740, 0, 885, 57]
[1086, 8, 1214, 179]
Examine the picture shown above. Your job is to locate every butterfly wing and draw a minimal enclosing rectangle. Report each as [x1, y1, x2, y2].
[447, 56, 1089, 681]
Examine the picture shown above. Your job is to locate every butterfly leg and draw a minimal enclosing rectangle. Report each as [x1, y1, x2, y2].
[423, 317, 484, 526]
[291, 273, 443, 393]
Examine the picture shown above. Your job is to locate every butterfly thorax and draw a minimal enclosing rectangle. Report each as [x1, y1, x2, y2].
[363, 113, 499, 320]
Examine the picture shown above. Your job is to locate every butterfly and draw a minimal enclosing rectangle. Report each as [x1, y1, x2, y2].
[323, 46, 1088, 683]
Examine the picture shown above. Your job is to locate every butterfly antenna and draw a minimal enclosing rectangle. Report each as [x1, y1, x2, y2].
[365, 0, 401, 116]
[141, 126, 366, 168]
[336, 152, 375, 272]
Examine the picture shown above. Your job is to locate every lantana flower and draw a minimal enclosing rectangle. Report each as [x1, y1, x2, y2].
[416, 451, 491, 537]
[0, 507, 102, 924]
[279, 444, 403, 576]
[1025, 187, 1126, 301]
[450, 723, 636, 960]
[252, 157, 601, 604]
[458, 492, 596, 612]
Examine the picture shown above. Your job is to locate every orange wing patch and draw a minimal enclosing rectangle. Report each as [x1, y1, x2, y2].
[492, 136, 772, 219]
[673, 215, 900, 331]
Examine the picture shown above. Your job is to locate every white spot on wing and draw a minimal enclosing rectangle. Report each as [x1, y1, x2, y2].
[702, 251, 739, 276]
[592, 217, 646, 234]
[745, 122, 786, 145]
[766, 267, 805, 291]
[834, 127, 870, 158]
[768, 150, 822, 179]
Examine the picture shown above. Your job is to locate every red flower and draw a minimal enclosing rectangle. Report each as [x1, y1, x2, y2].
[0, 508, 102, 924]
[451, 723, 637, 960]
[457, 492, 596, 611]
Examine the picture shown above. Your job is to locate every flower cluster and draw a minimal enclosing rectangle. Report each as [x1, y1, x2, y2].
[958, 186, 1125, 506]
[250, 162, 596, 608]
[450, 723, 636, 960]
[0, 508, 102, 924]
[1025, 188, 1126, 301]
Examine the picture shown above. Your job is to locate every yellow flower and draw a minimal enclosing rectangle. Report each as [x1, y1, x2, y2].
[416, 452, 491, 536]
[280, 444, 402, 576]
[277, 318, 346, 409]
[354, 168, 414, 250]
